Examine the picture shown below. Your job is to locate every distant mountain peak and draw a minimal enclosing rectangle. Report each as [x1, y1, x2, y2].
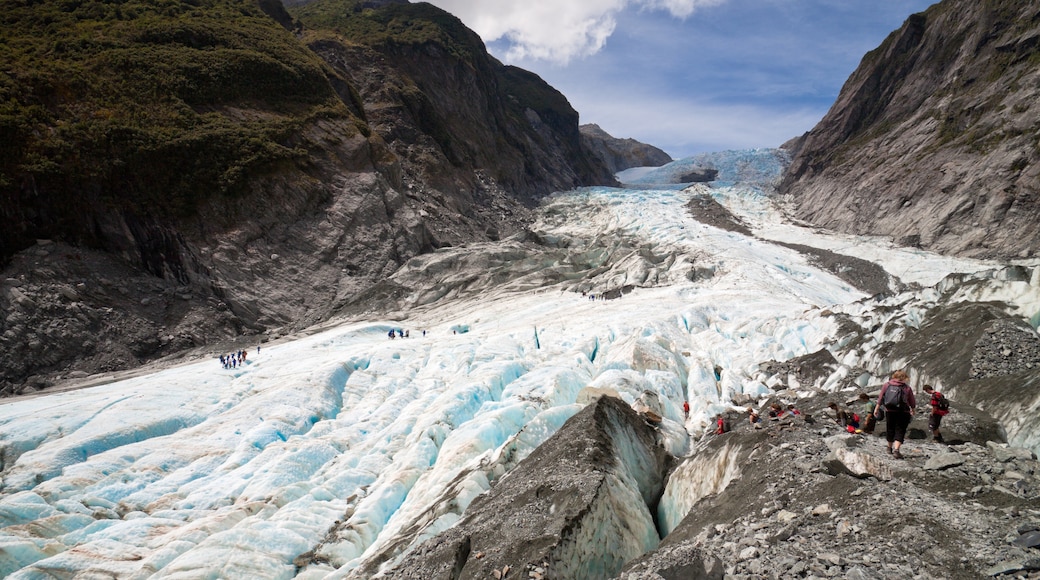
[579, 123, 673, 174]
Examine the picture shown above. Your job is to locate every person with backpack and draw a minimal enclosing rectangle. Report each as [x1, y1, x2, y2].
[875, 370, 916, 459]
[922, 384, 949, 443]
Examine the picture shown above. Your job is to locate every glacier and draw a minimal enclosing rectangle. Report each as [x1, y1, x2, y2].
[1, 150, 1039, 578]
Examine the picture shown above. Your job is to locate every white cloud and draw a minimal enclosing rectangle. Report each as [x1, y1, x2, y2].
[427, 0, 727, 64]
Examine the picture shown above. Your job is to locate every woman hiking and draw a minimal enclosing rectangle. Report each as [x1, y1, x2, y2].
[875, 370, 916, 459]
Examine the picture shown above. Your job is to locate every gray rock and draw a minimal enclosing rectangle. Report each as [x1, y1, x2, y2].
[1018, 523, 1040, 534]
[1012, 531, 1040, 549]
[374, 397, 673, 580]
[924, 453, 966, 471]
[823, 435, 892, 480]
[992, 446, 1036, 463]
[986, 558, 1040, 576]
[817, 552, 842, 566]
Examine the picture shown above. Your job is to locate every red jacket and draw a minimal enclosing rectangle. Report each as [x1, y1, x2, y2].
[929, 391, 949, 416]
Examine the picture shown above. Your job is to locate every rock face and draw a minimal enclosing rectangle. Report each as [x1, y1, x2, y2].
[374, 396, 682, 579]
[370, 390, 1040, 580]
[628, 407, 1040, 580]
[580, 124, 674, 174]
[0, 0, 618, 394]
[780, 0, 1040, 260]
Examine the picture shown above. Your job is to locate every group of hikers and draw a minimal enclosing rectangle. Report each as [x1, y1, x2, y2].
[747, 402, 800, 426]
[712, 402, 801, 434]
[710, 370, 951, 459]
[388, 329, 428, 339]
[826, 370, 950, 459]
[218, 349, 249, 369]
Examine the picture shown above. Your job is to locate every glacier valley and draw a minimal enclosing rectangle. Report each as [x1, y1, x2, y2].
[2, 150, 1040, 579]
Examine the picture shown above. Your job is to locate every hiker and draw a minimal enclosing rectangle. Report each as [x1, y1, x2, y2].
[827, 402, 858, 429]
[747, 407, 761, 427]
[715, 414, 728, 435]
[786, 404, 800, 416]
[768, 403, 785, 419]
[683, 400, 690, 419]
[388, 329, 396, 340]
[876, 370, 916, 459]
[858, 393, 879, 434]
[923, 385, 949, 443]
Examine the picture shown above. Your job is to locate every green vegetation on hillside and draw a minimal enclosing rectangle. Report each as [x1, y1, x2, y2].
[290, 0, 480, 63]
[0, 0, 355, 260]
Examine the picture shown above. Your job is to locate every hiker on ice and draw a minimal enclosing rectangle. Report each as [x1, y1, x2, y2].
[923, 384, 950, 443]
[876, 370, 915, 459]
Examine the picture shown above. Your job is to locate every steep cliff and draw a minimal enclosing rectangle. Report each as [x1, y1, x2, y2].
[0, 0, 616, 394]
[780, 0, 1040, 259]
[580, 123, 673, 174]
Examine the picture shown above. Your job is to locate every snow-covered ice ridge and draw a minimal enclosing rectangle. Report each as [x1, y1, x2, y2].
[2, 150, 1038, 578]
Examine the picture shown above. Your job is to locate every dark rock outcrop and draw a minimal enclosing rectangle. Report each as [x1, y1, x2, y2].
[580, 124, 673, 174]
[780, 0, 1040, 260]
[375, 396, 678, 579]
[0, 0, 618, 394]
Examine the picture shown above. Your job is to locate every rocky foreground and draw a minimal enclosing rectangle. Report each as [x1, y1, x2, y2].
[369, 392, 1039, 580]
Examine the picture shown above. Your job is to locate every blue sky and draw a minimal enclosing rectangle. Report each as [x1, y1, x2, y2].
[426, 0, 937, 159]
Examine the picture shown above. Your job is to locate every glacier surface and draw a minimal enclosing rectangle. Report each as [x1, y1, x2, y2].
[1, 150, 1035, 578]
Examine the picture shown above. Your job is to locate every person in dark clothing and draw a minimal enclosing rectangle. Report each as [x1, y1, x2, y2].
[923, 384, 948, 443]
[876, 370, 916, 459]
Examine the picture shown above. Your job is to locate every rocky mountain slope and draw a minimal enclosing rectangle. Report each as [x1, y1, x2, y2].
[0, 0, 635, 395]
[580, 124, 673, 174]
[780, 0, 1040, 260]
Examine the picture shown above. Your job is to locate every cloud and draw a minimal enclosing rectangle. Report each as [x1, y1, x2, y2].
[427, 0, 727, 64]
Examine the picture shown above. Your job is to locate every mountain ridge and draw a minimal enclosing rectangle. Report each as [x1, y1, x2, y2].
[780, 0, 1040, 260]
[0, 0, 653, 395]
